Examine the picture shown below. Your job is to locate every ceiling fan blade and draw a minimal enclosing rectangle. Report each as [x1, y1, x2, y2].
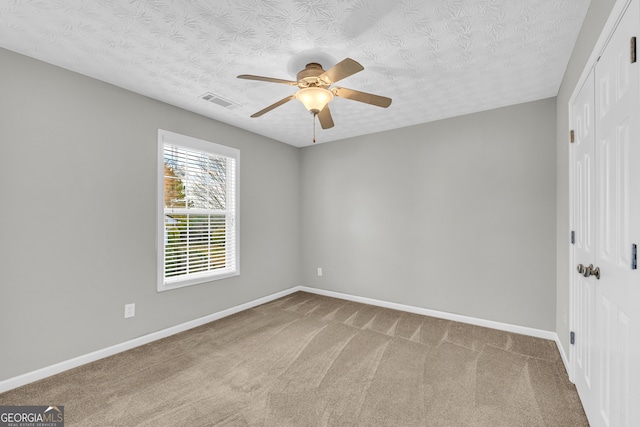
[319, 58, 364, 84]
[332, 87, 392, 108]
[250, 95, 296, 117]
[317, 105, 335, 129]
[237, 74, 298, 86]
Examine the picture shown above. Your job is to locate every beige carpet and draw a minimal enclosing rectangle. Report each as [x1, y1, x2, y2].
[0, 291, 588, 426]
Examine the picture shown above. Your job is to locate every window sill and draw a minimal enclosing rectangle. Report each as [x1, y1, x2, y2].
[157, 269, 239, 292]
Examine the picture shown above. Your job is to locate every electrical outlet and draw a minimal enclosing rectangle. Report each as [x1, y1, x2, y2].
[317, 267, 323, 277]
[124, 303, 135, 319]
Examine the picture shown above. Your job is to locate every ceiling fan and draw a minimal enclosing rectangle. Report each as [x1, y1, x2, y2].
[237, 58, 392, 130]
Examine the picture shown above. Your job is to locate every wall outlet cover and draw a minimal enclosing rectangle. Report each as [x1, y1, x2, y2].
[124, 303, 135, 318]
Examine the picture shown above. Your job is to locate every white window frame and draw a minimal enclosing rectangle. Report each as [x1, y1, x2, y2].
[157, 129, 240, 292]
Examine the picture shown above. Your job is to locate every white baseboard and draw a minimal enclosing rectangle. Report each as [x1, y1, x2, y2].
[1, 285, 565, 394]
[555, 336, 571, 378]
[298, 286, 557, 341]
[299, 287, 575, 377]
[0, 287, 299, 394]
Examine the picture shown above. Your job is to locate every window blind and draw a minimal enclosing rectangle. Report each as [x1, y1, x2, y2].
[158, 130, 239, 290]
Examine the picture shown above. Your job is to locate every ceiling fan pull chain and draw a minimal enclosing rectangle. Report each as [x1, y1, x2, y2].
[313, 112, 316, 143]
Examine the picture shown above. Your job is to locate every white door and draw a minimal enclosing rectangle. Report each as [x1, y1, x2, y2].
[593, 0, 640, 424]
[571, 68, 598, 423]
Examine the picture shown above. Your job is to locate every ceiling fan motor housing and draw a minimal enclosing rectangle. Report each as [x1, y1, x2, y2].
[297, 63, 330, 88]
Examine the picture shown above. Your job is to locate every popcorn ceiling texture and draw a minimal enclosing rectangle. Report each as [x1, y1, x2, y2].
[0, 0, 590, 147]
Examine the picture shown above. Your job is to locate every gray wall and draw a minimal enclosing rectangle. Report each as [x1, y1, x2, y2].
[555, 0, 617, 353]
[300, 98, 557, 331]
[0, 48, 301, 382]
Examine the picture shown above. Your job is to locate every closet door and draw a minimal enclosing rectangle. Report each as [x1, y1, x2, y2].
[571, 68, 598, 423]
[593, 0, 640, 424]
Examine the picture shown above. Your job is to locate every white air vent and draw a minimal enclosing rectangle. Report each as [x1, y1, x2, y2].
[199, 92, 241, 110]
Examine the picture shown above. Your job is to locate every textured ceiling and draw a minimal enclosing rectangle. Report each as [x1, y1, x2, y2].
[0, 0, 590, 147]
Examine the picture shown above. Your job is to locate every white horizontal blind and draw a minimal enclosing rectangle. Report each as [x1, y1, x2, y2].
[159, 131, 238, 290]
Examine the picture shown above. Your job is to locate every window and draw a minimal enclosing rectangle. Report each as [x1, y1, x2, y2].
[157, 130, 239, 291]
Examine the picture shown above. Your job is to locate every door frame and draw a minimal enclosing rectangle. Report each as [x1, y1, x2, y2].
[567, 0, 634, 383]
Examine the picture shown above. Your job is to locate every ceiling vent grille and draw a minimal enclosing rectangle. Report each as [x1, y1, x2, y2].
[199, 93, 241, 110]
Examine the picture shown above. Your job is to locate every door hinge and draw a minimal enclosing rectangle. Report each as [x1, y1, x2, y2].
[571, 230, 575, 245]
[570, 331, 575, 345]
[632, 37, 637, 63]
[570, 129, 575, 143]
[632, 244, 637, 270]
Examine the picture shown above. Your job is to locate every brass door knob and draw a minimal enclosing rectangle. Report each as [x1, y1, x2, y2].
[592, 266, 600, 280]
[577, 264, 585, 274]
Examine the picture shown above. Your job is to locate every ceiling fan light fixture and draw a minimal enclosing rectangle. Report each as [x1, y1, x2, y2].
[296, 87, 334, 114]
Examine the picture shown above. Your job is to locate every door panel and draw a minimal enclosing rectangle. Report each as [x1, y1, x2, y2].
[618, 310, 630, 427]
[599, 296, 612, 426]
[576, 273, 594, 386]
[593, 0, 640, 424]
[597, 134, 613, 262]
[572, 1, 640, 425]
[571, 68, 597, 422]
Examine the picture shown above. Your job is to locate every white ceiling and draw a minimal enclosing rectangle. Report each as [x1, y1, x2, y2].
[0, 0, 590, 147]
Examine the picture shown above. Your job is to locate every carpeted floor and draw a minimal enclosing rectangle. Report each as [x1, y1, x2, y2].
[0, 291, 588, 426]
